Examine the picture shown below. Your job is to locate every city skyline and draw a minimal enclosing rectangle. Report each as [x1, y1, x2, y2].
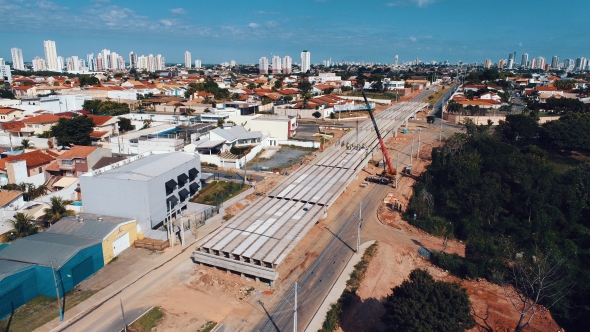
[1, 0, 589, 64]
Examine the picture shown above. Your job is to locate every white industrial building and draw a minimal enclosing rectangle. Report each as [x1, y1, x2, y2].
[79, 151, 201, 235]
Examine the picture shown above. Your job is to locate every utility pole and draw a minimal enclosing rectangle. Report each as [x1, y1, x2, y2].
[50, 261, 63, 321]
[417, 128, 421, 160]
[357, 202, 362, 253]
[410, 135, 414, 165]
[396, 153, 399, 189]
[356, 119, 358, 148]
[120, 299, 127, 332]
[439, 120, 442, 142]
[293, 282, 297, 332]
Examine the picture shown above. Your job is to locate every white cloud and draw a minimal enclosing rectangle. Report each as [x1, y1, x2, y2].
[159, 19, 173, 26]
[170, 8, 185, 14]
[248, 22, 260, 28]
[265, 20, 279, 28]
[409, 36, 417, 42]
[386, 0, 439, 8]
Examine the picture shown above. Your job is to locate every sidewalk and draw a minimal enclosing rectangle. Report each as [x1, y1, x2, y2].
[35, 216, 226, 332]
[304, 241, 376, 332]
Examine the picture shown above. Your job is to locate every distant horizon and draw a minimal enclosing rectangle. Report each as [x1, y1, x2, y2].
[1, 0, 589, 65]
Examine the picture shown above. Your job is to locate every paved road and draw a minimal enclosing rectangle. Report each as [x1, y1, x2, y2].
[251, 141, 416, 332]
[252, 183, 392, 332]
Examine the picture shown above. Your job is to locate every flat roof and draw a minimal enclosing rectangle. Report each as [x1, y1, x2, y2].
[45, 213, 134, 240]
[89, 152, 197, 181]
[252, 115, 293, 122]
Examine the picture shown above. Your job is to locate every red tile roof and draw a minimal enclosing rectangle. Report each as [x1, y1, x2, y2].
[0, 107, 24, 115]
[21, 114, 61, 124]
[87, 115, 113, 126]
[1, 121, 25, 131]
[89, 130, 109, 138]
[57, 146, 98, 159]
[0, 150, 56, 170]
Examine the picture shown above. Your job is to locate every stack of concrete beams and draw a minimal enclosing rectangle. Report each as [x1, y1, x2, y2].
[193, 102, 427, 284]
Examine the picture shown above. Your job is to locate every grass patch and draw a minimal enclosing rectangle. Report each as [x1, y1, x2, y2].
[319, 241, 379, 332]
[191, 181, 248, 205]
[423, 87, 448, 106]
[280, 144, 318, 152]
[0, 290, 96, 332]
[197, 321, 217, 332]
[547, 153, 590, 173]
[128, 306, 164, 332]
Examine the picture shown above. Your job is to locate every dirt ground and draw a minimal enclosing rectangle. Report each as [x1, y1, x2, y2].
[149, 265, 273, 331]
[337, 242, 561, 332]
[336, 123, 562, 332]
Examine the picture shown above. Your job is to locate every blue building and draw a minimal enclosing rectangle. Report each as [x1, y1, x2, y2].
[0, 232, 104, 319]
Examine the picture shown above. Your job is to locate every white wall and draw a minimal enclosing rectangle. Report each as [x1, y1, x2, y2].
[0, 135, 51, 149]
[38, 179, 79, 202]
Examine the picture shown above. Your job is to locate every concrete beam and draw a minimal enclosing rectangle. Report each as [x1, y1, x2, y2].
[193, 251, 279, 281]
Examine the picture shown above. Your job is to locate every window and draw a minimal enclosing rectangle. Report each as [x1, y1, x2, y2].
[35, 125, 39, 128]
[61, 160, 73, 166]
[75, 160, 80, 164]
[38, 167, 42, 173]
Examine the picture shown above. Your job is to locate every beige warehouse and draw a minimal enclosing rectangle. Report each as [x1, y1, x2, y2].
[46, 213, 138, 265]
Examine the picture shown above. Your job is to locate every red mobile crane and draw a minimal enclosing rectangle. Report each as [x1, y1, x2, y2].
[361, 89, 396, 183]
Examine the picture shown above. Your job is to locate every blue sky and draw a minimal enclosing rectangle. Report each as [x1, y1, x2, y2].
[1, 0, 588, 65]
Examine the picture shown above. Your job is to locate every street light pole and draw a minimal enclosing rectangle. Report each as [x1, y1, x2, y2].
[357, 202, 362, 253]
[293, 282, 298, 332]
[50, 261, 64, 322]
[410, 135, 414, 165]
[120, 299, 128, 332]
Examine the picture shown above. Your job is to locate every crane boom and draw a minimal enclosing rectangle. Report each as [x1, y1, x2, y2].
[361, 89, 396, 176]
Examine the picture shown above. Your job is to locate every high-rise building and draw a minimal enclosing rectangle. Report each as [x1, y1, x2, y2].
[282, 56, 292, 74]
[195, 60, 202, 69]
[483, 59, 491, 69]
[520, 53, 529, 67]
[11, 48, 25, 70]
[230, 60, 236, 67]
[87, 54, 94, 71]
[575, 57, 586, 71]
[129, 52, 137, 69]
[0, 59, 4, 66]
[301, 50, 311, 73]
[271, 55, 282, 74]
[56, 56, 65, 71]
[498, 59, 506, 69]
[100, 49, 111, 70]
[185, 51, 191, 69]
[44, 40, 59, 71]
[507, 52, 516, 69]
[530, 58, 537, 70]
[155, 54, 165, 71]
[551, 56, 559, 69]
[259, 57, 269, 74]
[395, 55, 399, 67]
[536, 57, 546, 70]
[32, 57, 47, 71]
[0, 64, 12, 83]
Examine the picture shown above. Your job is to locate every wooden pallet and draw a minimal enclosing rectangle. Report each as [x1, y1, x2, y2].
[134, 238, 170, 251]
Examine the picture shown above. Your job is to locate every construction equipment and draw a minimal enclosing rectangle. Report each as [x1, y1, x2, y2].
[361, 89, 396, 184]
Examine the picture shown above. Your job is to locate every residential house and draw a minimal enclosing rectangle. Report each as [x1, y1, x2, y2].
[87, 115, 119, 141]
[21, 114, 61, 135]
[46, 146, 111, 177]
[0, 150, 56, 184]
[209, 125, 263, 151]
[249, 115, 297, 141]
[0, 108, 25, 122]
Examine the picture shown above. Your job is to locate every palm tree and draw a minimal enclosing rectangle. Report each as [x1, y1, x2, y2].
[184, 108, 195, 121]
[2, 213, 37, 242]
[17, 139, 34, 150]
[172, 102, 184, 117]
[42, 196, 75, 224]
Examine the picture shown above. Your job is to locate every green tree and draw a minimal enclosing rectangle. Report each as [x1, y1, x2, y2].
[42, 197, 75, 224]
[141, 118, 153, 129]
[381, 269, 475, 332]
[540, 113, 590, 152]
[1, 213, 37, 242]
[51, 115, 94, 146]
[16, 138, 35, 150]
[0, 88, 16, 99]
[553, 79, 577, 90]
[495, 114, 540, 143]
[117, 117, 135, 133]
[312, 111, 322, 119]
